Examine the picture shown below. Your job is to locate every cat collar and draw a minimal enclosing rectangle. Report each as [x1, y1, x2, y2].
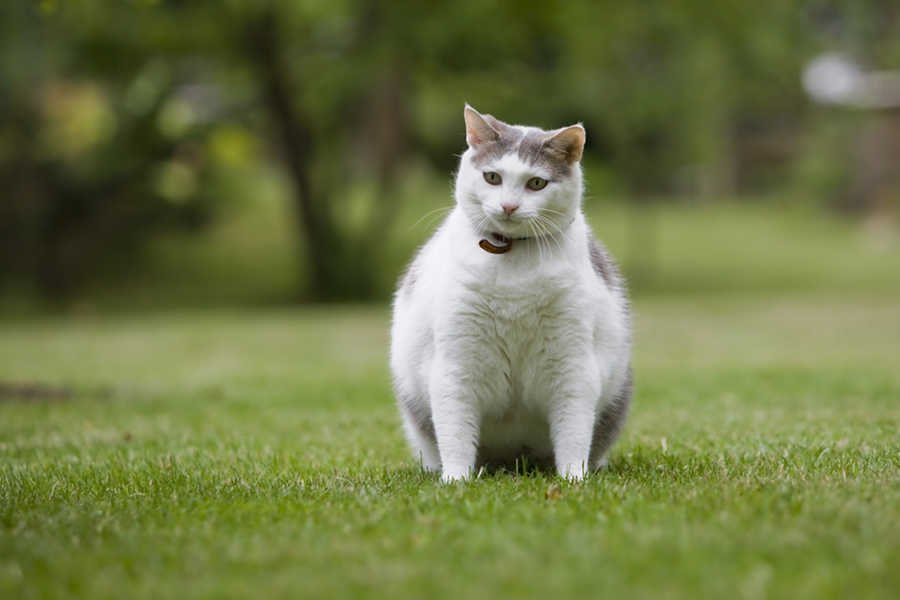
[478, 233, 529, 255]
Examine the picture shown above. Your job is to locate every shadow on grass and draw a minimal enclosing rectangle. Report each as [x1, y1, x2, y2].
[388, 439, 879, 488]
[394, 449, 692, 483]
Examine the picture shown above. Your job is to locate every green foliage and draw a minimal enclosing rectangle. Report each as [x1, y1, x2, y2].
[0, 2, 232, 297]
[42, 193, 898, 310]
[1, 296, 898, 598]
[1, 1, 898, 301]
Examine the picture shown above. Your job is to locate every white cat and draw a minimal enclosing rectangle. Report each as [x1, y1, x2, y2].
[391, 105, 632, 482]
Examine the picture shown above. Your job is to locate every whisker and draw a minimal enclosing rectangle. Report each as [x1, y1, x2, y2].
[538, 212, 576, 241]
[526, 221, 536, 262]
[537, 207, 569, 218]
[538, 214, 562, 240]
[536, 212, 574, 243]
[539, 215, 569, 256]
[530, 220, 545, 263]
[420, 213, 451, 232]
[408, 205, 453, 231]
[533, 218, 551, 261]
[536, 218, 561, 255]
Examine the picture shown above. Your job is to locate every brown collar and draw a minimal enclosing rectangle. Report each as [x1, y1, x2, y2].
[478, 232, 529, 255]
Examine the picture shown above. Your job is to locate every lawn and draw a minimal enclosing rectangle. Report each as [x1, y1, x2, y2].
[1, 292, 898, 599]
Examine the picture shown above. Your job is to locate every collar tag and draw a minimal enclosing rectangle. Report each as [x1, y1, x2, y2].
[479, 233, 513, 254]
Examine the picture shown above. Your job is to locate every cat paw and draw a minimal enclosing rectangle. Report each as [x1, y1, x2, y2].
[558, 463, 588, 481]
[440, 468, 472, 483]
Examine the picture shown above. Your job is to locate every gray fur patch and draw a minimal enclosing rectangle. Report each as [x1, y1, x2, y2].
[470, 116, 572, 179]
[398, 391, 437, 443]
[470, 125, 523, 168]
[587, 233, 631, 467]
[588, 235, 620, 289]
[590, 366, 633, 465]
[517, 129, 573, 179]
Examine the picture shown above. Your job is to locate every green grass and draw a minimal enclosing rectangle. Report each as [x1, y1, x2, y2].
[1, 294, 898, 598]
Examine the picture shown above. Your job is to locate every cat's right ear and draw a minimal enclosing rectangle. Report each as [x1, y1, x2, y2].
[464, 104, 500, 148]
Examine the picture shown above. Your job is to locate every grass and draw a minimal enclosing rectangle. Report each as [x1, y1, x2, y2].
[2, 183, 899, 597]
[1, 293, 898, 599]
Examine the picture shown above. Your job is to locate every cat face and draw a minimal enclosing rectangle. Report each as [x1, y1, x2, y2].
[456, 105, 585, 240]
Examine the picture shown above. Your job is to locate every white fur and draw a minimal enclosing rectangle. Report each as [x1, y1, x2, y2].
[391, 124, 631, 482]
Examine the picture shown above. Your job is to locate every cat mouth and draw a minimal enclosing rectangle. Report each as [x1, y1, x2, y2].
[485, 215, 531, 237]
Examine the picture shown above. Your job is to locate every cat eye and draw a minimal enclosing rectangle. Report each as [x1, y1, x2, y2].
[483, 171, 502, 185]
[526, 177, 548, 191]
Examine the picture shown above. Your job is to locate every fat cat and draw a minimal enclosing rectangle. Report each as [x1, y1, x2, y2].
[390, 105, 632, 482]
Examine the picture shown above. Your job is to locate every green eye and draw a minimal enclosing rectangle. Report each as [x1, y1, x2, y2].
[526, 177, 548, 191]
[483, 171, 502, 185]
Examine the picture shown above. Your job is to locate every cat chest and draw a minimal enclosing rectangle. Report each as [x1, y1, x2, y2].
[454, 287, 587, 410]
[487, 303, 553, 361]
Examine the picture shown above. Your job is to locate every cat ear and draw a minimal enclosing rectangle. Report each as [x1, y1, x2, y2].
[464, 104, 500, 147]
[545, 125, 586, 164]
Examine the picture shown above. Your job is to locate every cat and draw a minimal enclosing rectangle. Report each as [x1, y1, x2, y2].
[390, 105, 632, 482]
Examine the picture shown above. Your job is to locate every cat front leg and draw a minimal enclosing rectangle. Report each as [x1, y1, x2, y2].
[548, 386, 598, 481]
[398, 403, 441, 473]
[429, 367, 480, 483]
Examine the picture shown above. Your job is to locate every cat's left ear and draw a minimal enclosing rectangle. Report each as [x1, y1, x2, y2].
[545, 125, 586, 164]
[464, 104, 500, 148]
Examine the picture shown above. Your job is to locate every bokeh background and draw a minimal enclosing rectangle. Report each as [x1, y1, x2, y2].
[3, 4, 900, 597]
[1, 0, 899, 308]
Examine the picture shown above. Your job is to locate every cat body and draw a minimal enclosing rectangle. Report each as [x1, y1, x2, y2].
[391, 106, 631, 482]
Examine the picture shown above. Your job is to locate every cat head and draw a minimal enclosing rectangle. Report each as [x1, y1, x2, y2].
[455, 105, 585, 240]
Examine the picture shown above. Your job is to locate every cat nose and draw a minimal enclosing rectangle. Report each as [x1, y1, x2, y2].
[501, 202, 519, 216]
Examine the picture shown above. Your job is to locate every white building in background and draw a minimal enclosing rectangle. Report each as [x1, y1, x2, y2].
[803, 53, 900, 215]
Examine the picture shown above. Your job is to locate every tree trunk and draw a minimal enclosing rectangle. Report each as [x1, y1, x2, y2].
[244, 11, 340, 299]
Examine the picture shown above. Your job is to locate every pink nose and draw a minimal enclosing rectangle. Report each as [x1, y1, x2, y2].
[501, 202, 519, 216]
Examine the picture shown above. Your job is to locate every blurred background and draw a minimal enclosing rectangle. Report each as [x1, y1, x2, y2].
[2, 0, 899, 312]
